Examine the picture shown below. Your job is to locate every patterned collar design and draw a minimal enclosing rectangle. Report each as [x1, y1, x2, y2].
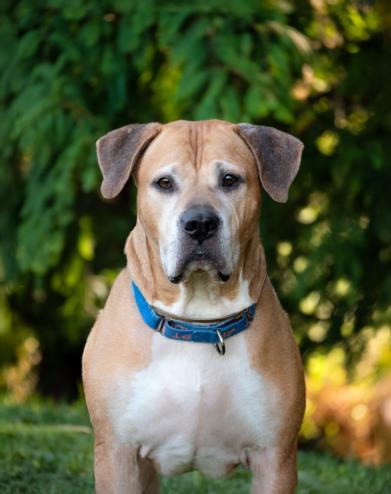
[131, 281, 256, 355]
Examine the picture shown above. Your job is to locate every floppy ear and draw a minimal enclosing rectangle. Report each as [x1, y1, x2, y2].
[96, 123, 161, 199]
[235, 124, 304, 203]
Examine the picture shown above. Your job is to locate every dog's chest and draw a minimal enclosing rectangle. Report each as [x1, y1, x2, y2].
[113, 333, 280, 477]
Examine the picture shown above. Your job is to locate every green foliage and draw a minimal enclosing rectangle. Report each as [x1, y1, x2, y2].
[0, 0, 390, 396]
[1, 399, 391, 493]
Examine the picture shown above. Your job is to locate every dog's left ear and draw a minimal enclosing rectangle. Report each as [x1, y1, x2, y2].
[235, 124, 304, 203]
[97, 123, 161, 199]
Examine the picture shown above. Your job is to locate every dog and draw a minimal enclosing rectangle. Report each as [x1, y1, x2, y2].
[82, 119, 306, 494]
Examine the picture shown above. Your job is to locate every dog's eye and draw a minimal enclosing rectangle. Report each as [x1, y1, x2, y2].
[222, 174, 239, 188]
[156, 177, 173, 190]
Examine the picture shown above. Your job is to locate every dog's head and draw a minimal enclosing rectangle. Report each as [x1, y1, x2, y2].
[97, 120, 303, 284]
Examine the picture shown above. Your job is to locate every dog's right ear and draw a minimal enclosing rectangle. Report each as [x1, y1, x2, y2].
[97, 123, 161, 199]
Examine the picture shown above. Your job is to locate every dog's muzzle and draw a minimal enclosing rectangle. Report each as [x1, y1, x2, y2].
[167, 206, 230, 284]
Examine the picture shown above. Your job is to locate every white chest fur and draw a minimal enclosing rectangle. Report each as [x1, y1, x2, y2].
[112, 332, 280, 477]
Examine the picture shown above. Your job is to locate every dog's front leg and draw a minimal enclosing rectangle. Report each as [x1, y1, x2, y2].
[94, 435, 159, 494]
[250, 446, 297, 494]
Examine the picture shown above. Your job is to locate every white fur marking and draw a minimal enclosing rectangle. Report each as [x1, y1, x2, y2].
[111, 334, 280, 477]
[153, 272, 252, 320]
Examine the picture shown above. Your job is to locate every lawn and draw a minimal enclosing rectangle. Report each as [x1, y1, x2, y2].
[0, 399, 389, 493]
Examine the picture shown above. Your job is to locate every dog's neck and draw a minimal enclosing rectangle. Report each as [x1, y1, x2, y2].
[125, 223, 267, 320]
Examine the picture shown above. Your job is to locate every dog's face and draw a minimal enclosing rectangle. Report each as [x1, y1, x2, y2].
[135, 121, 261, 283]
[97, 120, 303, 284]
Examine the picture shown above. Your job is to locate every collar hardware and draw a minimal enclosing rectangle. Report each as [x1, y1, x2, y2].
[246, 307, 254, 323]
[214, 330, 226, 356]
[131, 281, 256, 355]
[156, 317, 165, 333]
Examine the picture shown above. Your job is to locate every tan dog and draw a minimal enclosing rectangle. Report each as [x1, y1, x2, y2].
[82, 120, 305, 494]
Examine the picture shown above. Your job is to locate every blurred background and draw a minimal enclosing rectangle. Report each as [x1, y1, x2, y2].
[0, 0, 390, 467]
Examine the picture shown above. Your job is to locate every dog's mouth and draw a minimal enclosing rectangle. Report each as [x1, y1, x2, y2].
[168, 250, 230, 284]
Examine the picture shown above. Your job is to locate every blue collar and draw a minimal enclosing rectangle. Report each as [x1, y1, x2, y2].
[131, 281, 256, 355]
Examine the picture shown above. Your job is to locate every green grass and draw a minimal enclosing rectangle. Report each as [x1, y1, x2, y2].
[0, 399, 390, 493]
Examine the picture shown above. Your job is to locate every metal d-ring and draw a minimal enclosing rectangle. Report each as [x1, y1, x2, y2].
[214, 330, 226, 356]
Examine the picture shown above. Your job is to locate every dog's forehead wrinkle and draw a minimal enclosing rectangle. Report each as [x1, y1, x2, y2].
[186, 122, 205, 170]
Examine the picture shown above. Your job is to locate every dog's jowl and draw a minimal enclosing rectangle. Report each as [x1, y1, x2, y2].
[82, 120, 306, 494]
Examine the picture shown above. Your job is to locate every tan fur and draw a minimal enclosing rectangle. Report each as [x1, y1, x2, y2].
[83, 120, 305, 494]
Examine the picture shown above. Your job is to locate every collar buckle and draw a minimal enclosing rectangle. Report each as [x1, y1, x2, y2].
[156, 317, 166, 333]
[245, 307, 254, 322]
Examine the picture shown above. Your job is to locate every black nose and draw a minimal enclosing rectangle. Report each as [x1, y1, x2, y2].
[180, 207, 220, 244]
